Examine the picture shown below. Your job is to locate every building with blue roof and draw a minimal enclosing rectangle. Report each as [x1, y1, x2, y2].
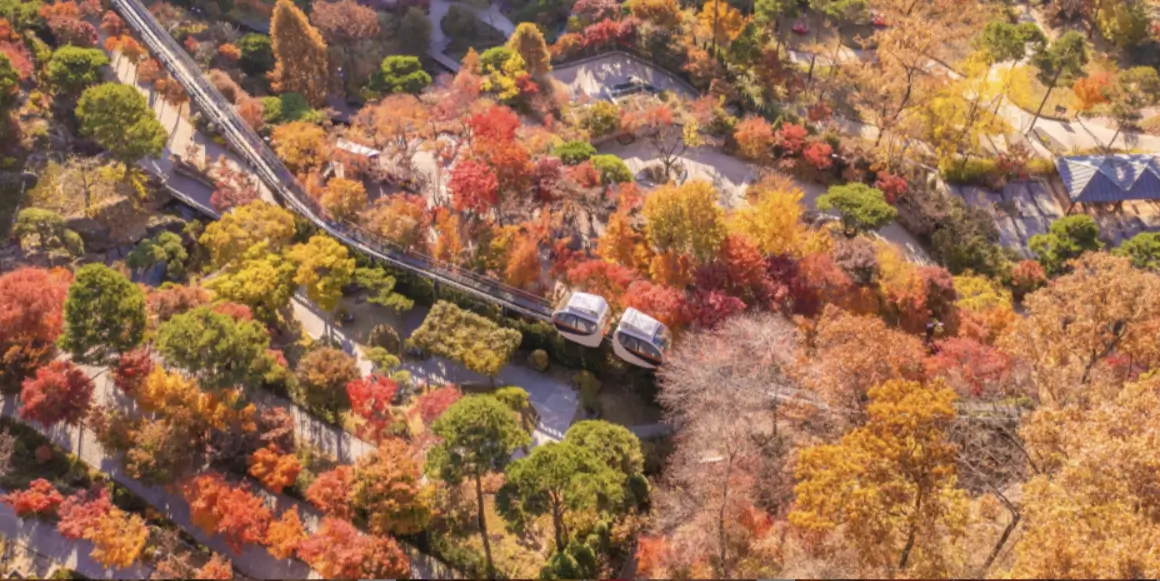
[1056, 155, 1160, 213]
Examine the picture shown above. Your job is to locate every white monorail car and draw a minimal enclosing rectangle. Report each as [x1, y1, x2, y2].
[551, 292, 612, 348]
[612, 308, 671, 369]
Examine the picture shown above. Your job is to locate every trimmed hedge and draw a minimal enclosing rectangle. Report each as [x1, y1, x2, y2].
[553, 141, 597, 165]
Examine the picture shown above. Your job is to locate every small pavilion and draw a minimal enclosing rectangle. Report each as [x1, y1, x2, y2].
[1056, 155, 1160, 213]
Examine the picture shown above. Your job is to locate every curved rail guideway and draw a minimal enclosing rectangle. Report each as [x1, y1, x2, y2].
[111, 0, 554, 322]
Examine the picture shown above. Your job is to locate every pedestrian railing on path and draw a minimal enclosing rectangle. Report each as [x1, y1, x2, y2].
[111, 0, 557, 324]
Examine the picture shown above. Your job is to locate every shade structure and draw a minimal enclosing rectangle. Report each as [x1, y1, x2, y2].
[1056, 155, 1160, 204]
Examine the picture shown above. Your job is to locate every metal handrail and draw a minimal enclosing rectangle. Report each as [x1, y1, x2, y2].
[112, 0, 555, 322]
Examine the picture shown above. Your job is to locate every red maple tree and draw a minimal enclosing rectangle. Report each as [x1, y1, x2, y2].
[20, 360, 95, 428]
[112, 348, 154, 396]
[305, 466, 354, 519]
[347, 375, 399, 434]
[0, 267, 72, 377]
[413, 385, 462, 426]
[57, 486, 113, 540]
[298, 517, 409, 578]
[624, 281, 690, 333]
[2, 479, 65, 519]
[448, 159, 499, 214]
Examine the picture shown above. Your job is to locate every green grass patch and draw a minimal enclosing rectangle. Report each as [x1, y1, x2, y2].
[1006, 65, 1075, 122]
[1141, 112, 1160, 136]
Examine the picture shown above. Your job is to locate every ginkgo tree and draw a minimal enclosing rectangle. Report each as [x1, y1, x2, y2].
[790, 379, 968, 576]
[200, 201, 297, 269]
[906, 56, 1010, 168]
[642, 180, 728, 264]
[287, 234, 356, 313]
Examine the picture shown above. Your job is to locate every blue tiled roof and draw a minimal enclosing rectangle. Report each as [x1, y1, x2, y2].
[1057, 155, 1160, 203]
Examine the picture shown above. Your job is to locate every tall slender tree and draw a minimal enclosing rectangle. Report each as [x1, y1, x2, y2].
[269, 0, 329, 106]
[1028, 31, 1088, 132]
[425, 396, 530, 579]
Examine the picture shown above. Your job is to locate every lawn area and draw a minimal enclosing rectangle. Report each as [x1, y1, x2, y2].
[590, 382, 662, 427]
[432, 484, 552, 579]
[1006, 65, 1074, 121]
[1142, 113, 1160, 136]
[0, 417, 91, 491]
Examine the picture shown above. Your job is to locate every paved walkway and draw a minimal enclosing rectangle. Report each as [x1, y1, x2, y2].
[0, 500, 153, 579]
[291, 295, 579, 446]
[552, 52, 699, 100]
[103, 45, 277, 210]
[0, 391, 317, 579]
[427, 0, 515, 69]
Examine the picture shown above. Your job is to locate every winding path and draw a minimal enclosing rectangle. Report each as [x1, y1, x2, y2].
[0, 393, 318, 579]
[0, 500, 153, 579]
[111, 0, 557, 323]
[427, 0, 516, 71]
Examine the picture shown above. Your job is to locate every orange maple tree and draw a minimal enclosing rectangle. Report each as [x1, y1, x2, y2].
[195, 553, 234, 579]
[248, 446, 303, 494]
[265, 507, 307, 560]
[305, 466, 354, 519]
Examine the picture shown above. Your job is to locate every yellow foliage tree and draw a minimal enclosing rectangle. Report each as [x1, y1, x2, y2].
[627, 0, 683, 28]
[481, 50, 527, 103]
[648, 250, 694, 288]
[952, 274, 1016, 343]
[696, 0, 744, 49]
[200, 201, 297, 269]
[729, 174, 807, 256]
[137, 367, 201, 417]
[269, 0, 329, 105]
[266, 507, 307, 560]
[503, 233, 542, 290]
[287, 235, 357, 312]
[904, 57, 1008, 167]
[272, 121, 331, 174]
[432, 210, 466, 265]
[506, 23, 551, 78]
[598, 211, 650, 272]
[642, 180, 727, 264]
[320, 177, 368, 222]
[205, 243, 298, 322]
[790, 379, 968, 576]
[137, 368, 254, 434]
[88, 508, 149, 569]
